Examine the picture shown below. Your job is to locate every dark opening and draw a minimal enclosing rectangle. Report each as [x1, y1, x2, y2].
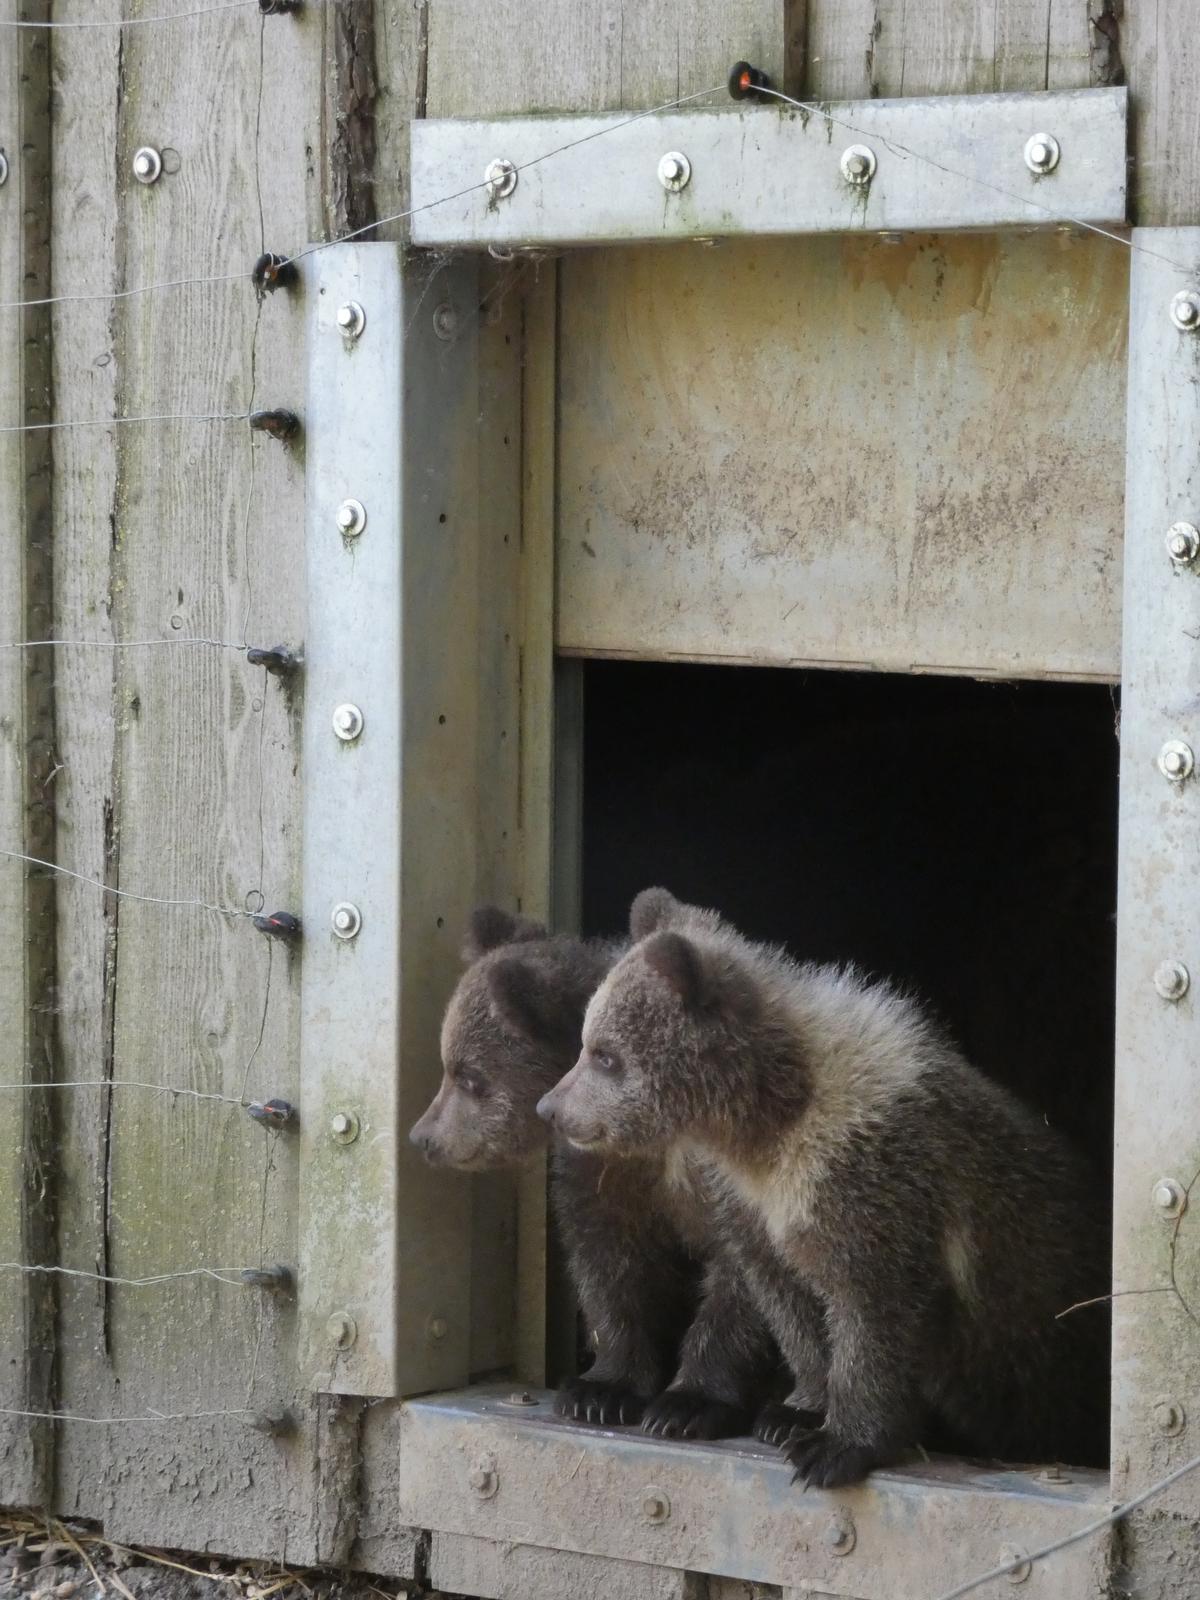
[578, 659, 1118, 1449]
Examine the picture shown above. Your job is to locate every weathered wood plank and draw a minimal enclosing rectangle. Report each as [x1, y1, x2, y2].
[426, 0, 784, 117]
[1125, 5, 1200, 226]
[555, 233, 1127, 681]
[76, 1, 318, 1557]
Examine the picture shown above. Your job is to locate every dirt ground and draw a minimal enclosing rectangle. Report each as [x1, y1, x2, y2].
[0, 1513, 423, 1600]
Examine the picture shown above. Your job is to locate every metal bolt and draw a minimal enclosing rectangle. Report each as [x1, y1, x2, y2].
[1158, 740, 1195, 782]
[469, 1461, 499, 1498]
[330, 1110, 360, 1144]
[1154, 1399, 1187, 1436]
[332, 703, 364, 743]
[327, 1312, 357, 1350]
[1171, 290, 1200, 331]
[657, 151, 692, 193]
[1023, 133, 1060, 175]
[824, 1515, 856, 1555]
[1153, 1177, 1187, 1218]
[432, 302, 458, 341]
[336, 301, 366, 340]
[1166, 522, 1200, 567]
[484, 157, 518, 200]
[640, 1487, 670, 1524]
[1036, 1465, 1071, 1484]
[0, 152, 8, 187]
[132, 146, 163, 185]
[1001, 1547, 1032, 1585]
[331, 902, 362, 940]
[335, 498, 366, 539]
[427, 1315, 448, 1342]
[504, 1390, 539, 1407]
[1154, 961, 1190, 1002]
[840, 144, 876, 185]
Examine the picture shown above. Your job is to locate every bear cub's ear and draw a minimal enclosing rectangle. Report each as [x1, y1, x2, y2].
[642, 929, 711, 1011]
[463, 906, 547, 964]
[629, 887, 681, 941]
[487, 956, 575, 1048]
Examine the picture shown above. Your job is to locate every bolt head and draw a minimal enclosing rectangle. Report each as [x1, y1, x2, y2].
[824, 1519, 855, 1553]
[132, 146, 162, 184]
[1153, 1178, 1186, 1216]
[484, 157, 518, 200]
[1158, 740, 1195, 782]
[331, 1112, 350, 1135]
[1166, 522, 1200, 565]
[1023, 132, 1060, 175]
[332, 703, 364, 742]
[326, 1312, 357, 1350]
[1154, 961, 1190, 1002]
[1171, 290, 1200, 331]
[640, 1487, 670, 1524]
[331, 901, 362, 940]
[1001, 1547, 1032, 1585]
[657, 151, 692, 193]
[840, 144, 877, 185]
[335, 301, 365, 340]
[428, 1316, 448, 1341]
[0, 152, 8, 187]
[335, 498, 366, 538]
[1155, 1399, 1187, 1435]
[432, 302, 458, 341]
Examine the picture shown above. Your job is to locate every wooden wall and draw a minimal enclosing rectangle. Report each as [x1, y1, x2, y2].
[0, 0, 1197, 1575]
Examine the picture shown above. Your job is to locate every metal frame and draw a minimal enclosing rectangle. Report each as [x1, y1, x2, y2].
[410, 89, 1127, 250]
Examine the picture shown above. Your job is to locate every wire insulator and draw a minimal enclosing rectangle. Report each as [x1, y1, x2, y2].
[248, 408, 300, 443]
[728, 60, 773, 100]
[253, 909, 302, 939]
[251, 252, 299, 294]
[246, 1097, 295, 1130]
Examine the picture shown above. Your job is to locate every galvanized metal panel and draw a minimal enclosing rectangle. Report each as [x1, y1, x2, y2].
[555, 231, 1126, 680]
[1112, 228, 1200, 1524]
[432, 1531, 703, 1600]
[410, 90, 1126, 250]
[399, 1388, 1111, 1600]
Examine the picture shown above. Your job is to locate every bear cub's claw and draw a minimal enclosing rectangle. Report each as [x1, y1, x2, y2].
[641, 1389, 750, 1441]
[753, 1401, 822, 1448]
[783, 1428, 884, 1489]
[554, 1377, 646, 1427]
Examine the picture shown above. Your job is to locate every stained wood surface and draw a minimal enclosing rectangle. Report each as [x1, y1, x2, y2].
[1125, 6, 1200, 226]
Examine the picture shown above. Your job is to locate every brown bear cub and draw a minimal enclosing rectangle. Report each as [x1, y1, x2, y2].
[538, 889, 1109, 1488]
[409, 906, 778, 1435]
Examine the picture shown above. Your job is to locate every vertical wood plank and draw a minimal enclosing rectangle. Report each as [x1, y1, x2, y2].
[426, 0, 784, 117]
[1125, 7, 1200, 227]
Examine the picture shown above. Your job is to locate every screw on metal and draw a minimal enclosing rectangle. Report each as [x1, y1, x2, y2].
[824, 1514, 856, 1555]
[1023, 133, 1060, 175]
[335, 498, 367, 539]
[253, 911, 302, 942]
[246, 644, 301, 677]
[248, 409, 301, 444]
[330, 1110, 360, 1144]
[327, 1312, 358, 1350]
[1154, 961, 1190, 1002]
[132, 147, 163, 185]
[432, 303, 458, 341]
[246, 1097, 295, 1130]
[469, 1458, 499, 1499]
[240, 1264, 293, 1292]
[640, 1487, 671, 1525]
[840, 144, 876, 185]
[657, 151, 692, 193]
[501, 1391, 539, 1407]
[1171, 290, 1200, 331]
[484, 158, 518, 201]
[331, 902, 362, 940]
[1035, 1464, 1071, 1484]
[336, 301, 366, 341]
[1166, 522, 1200, 567]
[1158, 740, 1195, 783]
[251, 253, 299, 295]
[332, 704, 364, 743]
[0, 152, 8, 187]
[427, 1315, 449, 1342]
[1153, 1177, 1187, 1219]
[1001, 1547, 1032, 1585]
[1154, 1398, 1187, 1437]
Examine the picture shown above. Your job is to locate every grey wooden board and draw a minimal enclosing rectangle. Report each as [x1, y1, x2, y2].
[426, 0, 784, 118]
[1112, 227, 1200, 1524]
[400, 1389, 1111, 1600]
[1125, 7, 1200, 227]
[431, 1531, 704, 1600]
[806, 0, 1092, 99]
[556, 231, 1127, 680]
[0, 0, 32, 1505]
[410, 90, 1128, 250]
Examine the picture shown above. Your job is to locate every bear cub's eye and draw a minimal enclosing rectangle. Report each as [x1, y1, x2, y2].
[591, 1047, 622, 1076]
[457, 1070, 485, 1098]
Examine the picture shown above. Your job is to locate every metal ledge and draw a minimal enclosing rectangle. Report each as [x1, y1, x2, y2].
[410, 89, 1127, 249]
[399, 1387, 1112, 1600]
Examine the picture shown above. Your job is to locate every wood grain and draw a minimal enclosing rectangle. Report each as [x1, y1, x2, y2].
[1125, 5, 1200, 225]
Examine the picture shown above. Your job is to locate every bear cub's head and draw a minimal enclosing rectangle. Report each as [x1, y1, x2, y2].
[409, 906, 603, 1170]
[537, 887, 759, 1155]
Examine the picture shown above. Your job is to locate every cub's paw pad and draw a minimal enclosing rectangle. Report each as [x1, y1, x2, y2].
[753, 1402, 822, 1448]
[642, 1390, 750, 1441]
[554, 1378, 645, 1427]
[784, 1430, 881, 1490]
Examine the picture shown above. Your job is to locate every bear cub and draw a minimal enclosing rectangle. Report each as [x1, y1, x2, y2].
[538, 889, 1109, 1487]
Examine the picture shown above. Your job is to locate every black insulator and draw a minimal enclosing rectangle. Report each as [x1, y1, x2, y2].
[251, 252, 299, 294]
[248, 409, 300, 443]
[258, 0, 303, 14]
[728, 60, 774, 100]
[246, 645, 301, 677]
[241, 1264, 293, 1292]
[246, 1097, 296, 1130]
[253, 909, 302, 939]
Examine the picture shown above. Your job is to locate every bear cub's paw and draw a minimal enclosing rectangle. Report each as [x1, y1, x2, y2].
[753, 1402, 823, 1448]
[554, 1377, 646, 1427]
[783, 1428, 886, 1489]
[641, 1389, 750, 1441]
